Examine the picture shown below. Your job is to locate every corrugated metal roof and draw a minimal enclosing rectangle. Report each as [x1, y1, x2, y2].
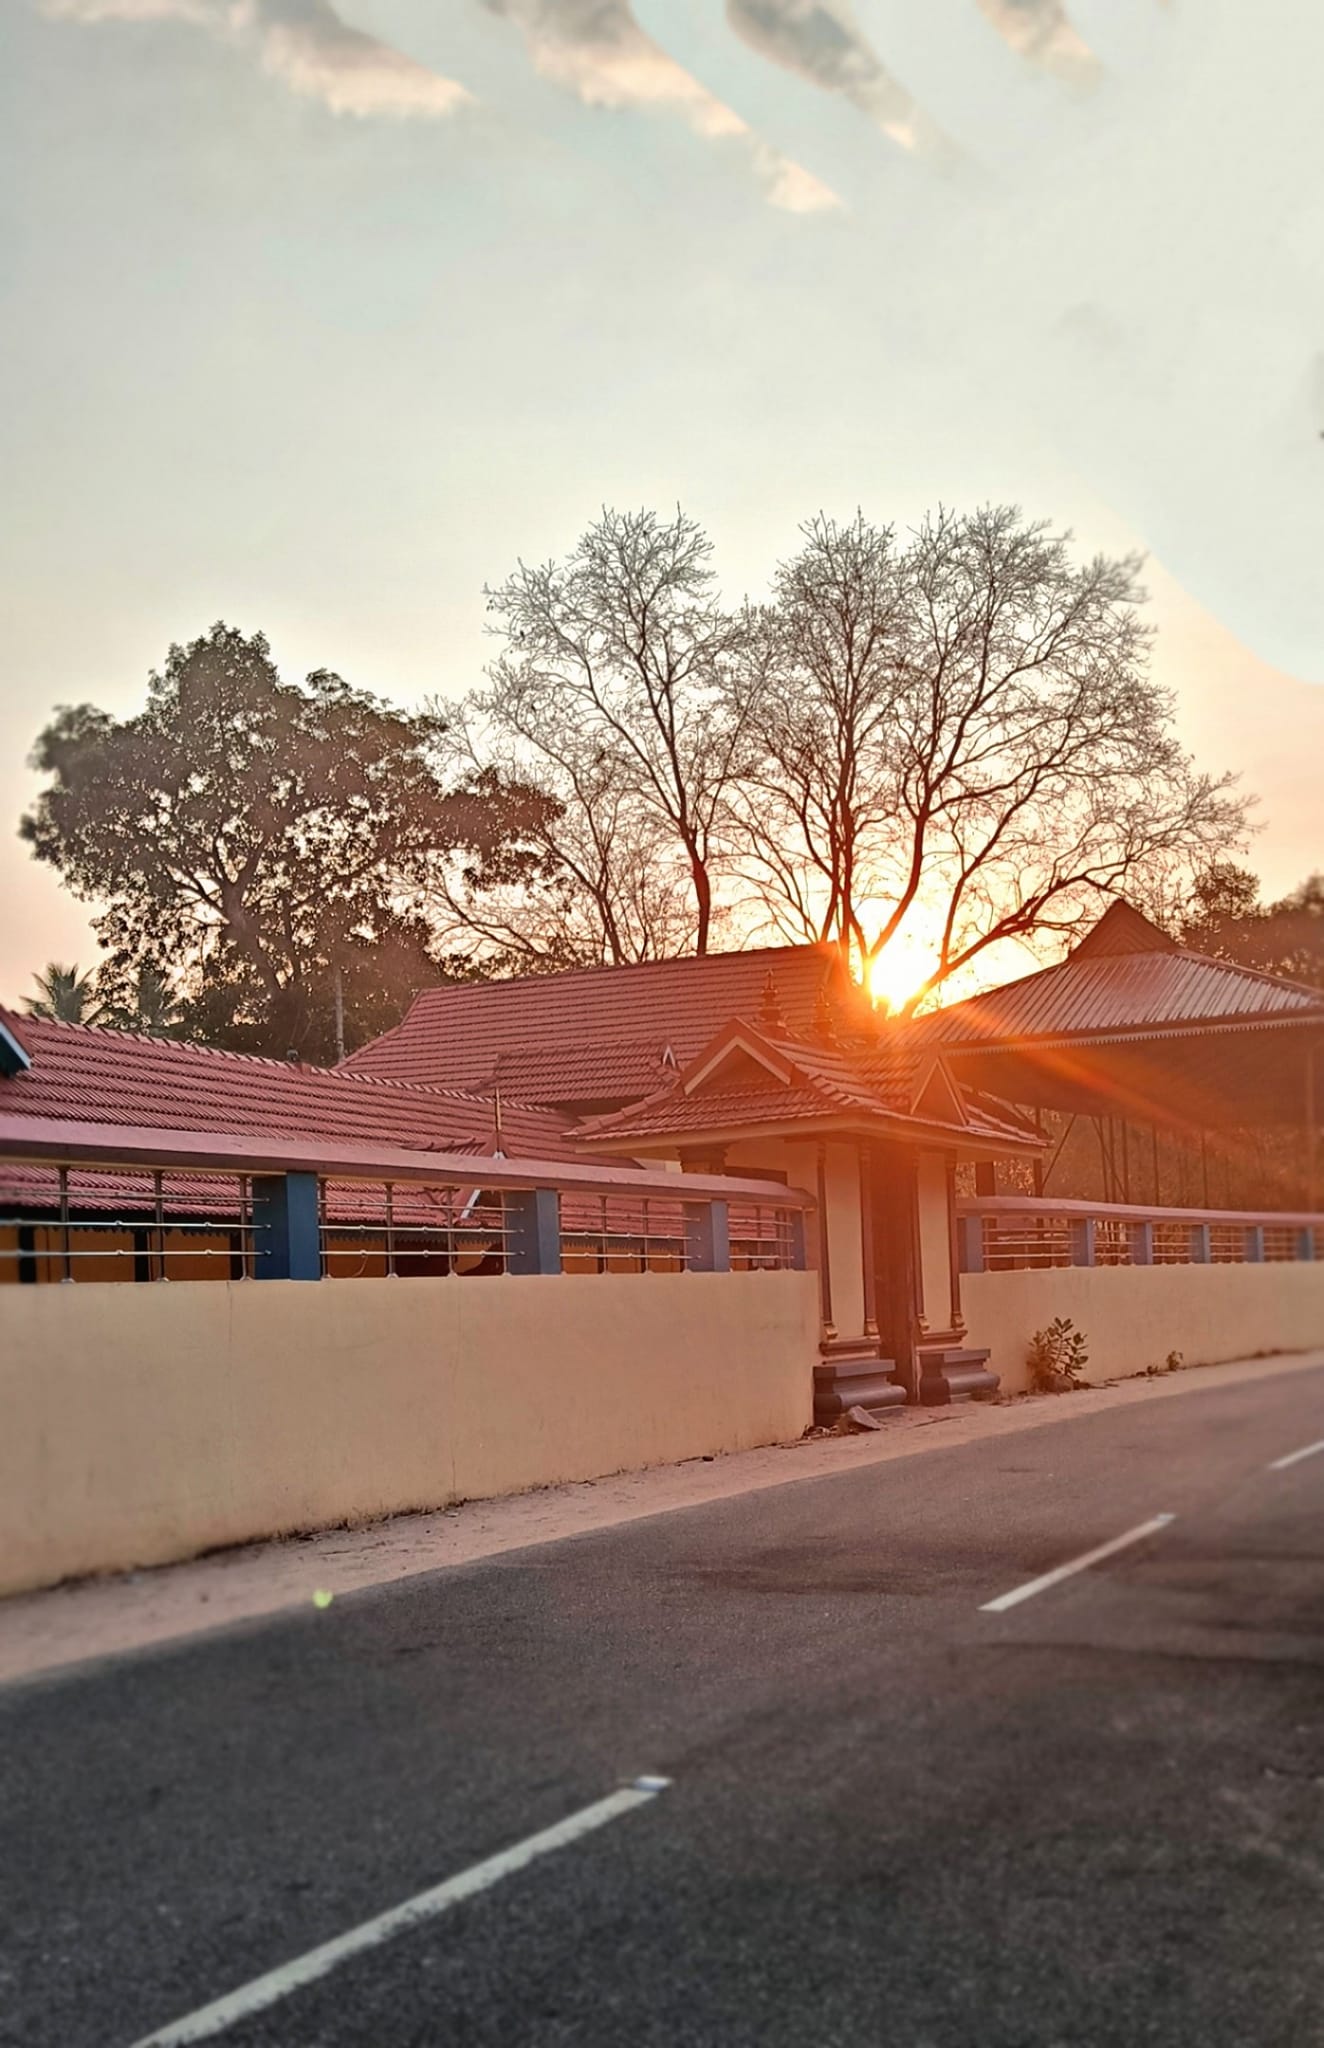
[920, 923, 1324, 1050]
[0, 1009, 597, 1164]
[1068, 899, 1180, 960]
[340, 944, 860, 1102]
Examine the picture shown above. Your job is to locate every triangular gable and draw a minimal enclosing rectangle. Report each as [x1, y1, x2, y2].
[683, 1022, 799, 1097]
[910, 1057, 967, 1129]
[1071, 899, 1178, 960]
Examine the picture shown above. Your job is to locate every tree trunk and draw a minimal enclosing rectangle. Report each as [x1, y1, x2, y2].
[693, 860, 712, 955]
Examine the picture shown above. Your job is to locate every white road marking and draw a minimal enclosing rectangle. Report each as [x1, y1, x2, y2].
[1268, 1439, 1324, 1472]
[128, 1776, 671, 2047]
[980, 1515, 1176, 1614]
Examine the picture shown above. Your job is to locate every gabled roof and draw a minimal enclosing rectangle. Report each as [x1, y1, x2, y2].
[920, 899, 1324, 1050]
[0, 1016, 30, 1078]
[0, 1008, 595, 1164]
[1069, 898, 1180, 961]
[340, 943, 862, 1104]
[577, 1017, 1039, 1155]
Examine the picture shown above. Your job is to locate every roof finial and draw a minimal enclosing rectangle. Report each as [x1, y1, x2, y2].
[758, 970, 786, 1036]
[813, 977, 839, 1047]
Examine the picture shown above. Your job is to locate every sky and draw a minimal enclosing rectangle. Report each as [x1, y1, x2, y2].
[1, 0, 1321, 1005]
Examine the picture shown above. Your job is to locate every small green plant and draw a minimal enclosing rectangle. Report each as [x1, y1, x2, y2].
[1027, 1316, 1089, 1393]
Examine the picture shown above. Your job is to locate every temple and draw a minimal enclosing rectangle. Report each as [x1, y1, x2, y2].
[4, 899, 1323, 1421]
[342, 900, 1324, 1412]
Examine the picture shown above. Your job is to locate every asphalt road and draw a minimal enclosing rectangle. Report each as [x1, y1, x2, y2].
[5, 1366, 1324, 2048]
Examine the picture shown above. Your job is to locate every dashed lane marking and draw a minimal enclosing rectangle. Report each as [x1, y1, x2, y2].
[980, 1515, 1176, 1614]
[1268, 1439, 1324, 1472]
[128, 1776, 672, 2046]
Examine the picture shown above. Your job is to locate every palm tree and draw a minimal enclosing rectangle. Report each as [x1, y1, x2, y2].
[112, 964, 185, 1035]
[24, 962, 106, 1025]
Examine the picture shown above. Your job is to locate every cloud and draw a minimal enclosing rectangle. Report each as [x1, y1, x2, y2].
[483, 0, 838, 210]
[974, 0, 1099, 84]
[44, 0, 216, 16]
[725, 0, 945, 154]
[42, 0, 474, 119]
[253, 0, 473, 117]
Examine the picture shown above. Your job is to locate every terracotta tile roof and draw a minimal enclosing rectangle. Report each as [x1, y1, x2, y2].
[492, 1039, 678, 1104]
[0, 1009, 595, 1165]
[760, 1035, 927, 1117]
[920, 901, 1324, 1050]
[577, 1022, 1038, 1152]
[587, 1084, 837, 1141]
[340, 944, 862, 1103]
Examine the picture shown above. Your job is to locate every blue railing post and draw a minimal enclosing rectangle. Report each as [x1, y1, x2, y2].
[1190, 1222, 1211, 1263]
[252, 1173, 321, 1281]
[1068, 1218, 1096, 1268]
[507, 1187, 562, 1274]
[1245, 1225, 1265, 1263]
[788, 1210, 808, 1272]
[1128, 1220, 1154, 1266]
[957, 1213, 984, 1274]
[1296, 1227, 1316, 1262]
[685, 1199, 731, 1273]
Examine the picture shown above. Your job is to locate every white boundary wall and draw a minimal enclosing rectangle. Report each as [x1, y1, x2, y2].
[0, 1272, 818, 1595]
[964, 1261, 1324, 1394]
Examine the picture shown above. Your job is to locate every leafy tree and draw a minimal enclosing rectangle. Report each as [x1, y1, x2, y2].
[21, 623, 538, 1058]
[1182, 865, 1324, 989]
[95, 962, 186, 1036]
[1182, 862, 1262, 932]
[23, 962, 105, 1026]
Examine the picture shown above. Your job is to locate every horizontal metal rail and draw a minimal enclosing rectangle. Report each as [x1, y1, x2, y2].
[0, 1113, 813, 1207]
[957, 1196, 1324, 1273]
[1, 1146, 810, 1284]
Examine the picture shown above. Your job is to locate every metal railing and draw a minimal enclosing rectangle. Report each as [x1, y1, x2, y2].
[0, 1119, 811, 1285]
[561, 1193, 688, 1274]
[957, 1196, 1324, 1274]
[0, 1165, 265, 1282]
[319, 1180, 518, 1279]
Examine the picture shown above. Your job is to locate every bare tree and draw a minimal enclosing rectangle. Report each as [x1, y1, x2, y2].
[724, 512, 907, 954]
[480, 507, 754, 954]
[730, 506, 1248, 1004]
[431, 698, 696, 969]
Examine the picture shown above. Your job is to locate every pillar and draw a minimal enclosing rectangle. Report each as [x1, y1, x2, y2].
[816, 1144, 836, 1341]
[858, 1143, 878, 1339]
[252, 1173, 322, 1281]
[685, 1199, 730, 1273]
[507, 1187, 562, 1274]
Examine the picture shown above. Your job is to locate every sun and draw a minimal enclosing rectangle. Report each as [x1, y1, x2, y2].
[864, 931, 936, 1014]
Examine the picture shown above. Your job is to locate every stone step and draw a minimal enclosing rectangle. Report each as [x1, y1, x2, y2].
[918, 1346, 999, 1406]
[813, 1355, 906, 1423]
